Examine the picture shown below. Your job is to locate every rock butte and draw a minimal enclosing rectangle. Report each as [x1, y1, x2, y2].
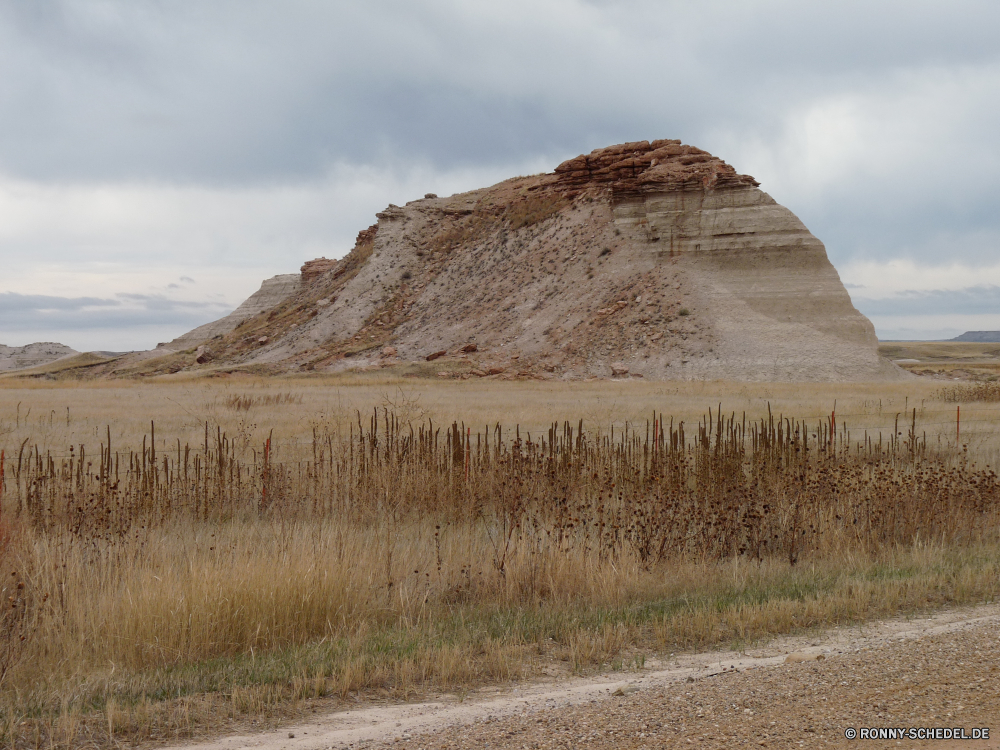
[0, 342, 78, 372]
[157, 139, 904, 382]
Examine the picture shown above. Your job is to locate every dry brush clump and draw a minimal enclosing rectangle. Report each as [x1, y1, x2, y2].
[13, 407, 992, 563]
[223, 391, 303, 411]
[0, 406, 999, 744]
[937, 381, 1000, 402]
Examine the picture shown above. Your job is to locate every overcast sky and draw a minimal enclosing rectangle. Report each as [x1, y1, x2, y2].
[1, 0, 999, 350]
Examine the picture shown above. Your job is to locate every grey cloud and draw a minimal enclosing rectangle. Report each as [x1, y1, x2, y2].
[0, 291, 229, 332]
[2, 1, 1000, 345]
[0, 291, 119, 311]
[1, 0, 997, 278]
[114, 293, 226, 311]
[1, 1, 998, 182]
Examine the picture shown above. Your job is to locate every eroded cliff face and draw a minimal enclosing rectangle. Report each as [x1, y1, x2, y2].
[161, 274, 301, 352]
[608, 186, 891, 380]
[163, 140, 902, 382]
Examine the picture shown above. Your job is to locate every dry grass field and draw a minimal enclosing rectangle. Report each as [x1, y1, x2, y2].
[5, 370, 1000, 464]
[880, 340, 1000, 379]
[0, 372, 999, 748]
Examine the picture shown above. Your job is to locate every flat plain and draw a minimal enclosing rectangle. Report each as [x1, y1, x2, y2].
[879, 341, 1000, 380]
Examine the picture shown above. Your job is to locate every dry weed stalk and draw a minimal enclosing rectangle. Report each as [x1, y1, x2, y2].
[0, 405, 997, 745]
[5, 407, 995, 562]
[937, 381, 1000, 402]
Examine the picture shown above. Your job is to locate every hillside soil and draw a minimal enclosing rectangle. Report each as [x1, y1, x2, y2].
[164, 603, 1000, 750]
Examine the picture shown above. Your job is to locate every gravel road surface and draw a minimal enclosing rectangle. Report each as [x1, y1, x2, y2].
[165, 604, 1000, 750]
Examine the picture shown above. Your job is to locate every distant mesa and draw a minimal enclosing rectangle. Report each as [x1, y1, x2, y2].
[0, 342, 78, 372]
[121, 139, 905, 381]
[949, 331, 1000, 343]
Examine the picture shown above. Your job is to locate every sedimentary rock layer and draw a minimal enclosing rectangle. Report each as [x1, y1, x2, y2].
[158, 140, 902, 382]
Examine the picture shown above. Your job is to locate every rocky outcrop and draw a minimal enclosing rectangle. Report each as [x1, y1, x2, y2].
[194, 345, 214, 364]
[355, 225, 378, 247]
[0, 342, 78, 372]
[299, 227, 378, 287]
[300, 258, 339, 285]
[550, 139, 758, 200]
[157, 140, 903, 382]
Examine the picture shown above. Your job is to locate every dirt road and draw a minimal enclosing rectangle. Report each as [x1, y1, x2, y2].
[164, 604, 1000, 750]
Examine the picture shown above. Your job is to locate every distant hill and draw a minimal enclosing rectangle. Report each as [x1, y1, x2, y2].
[950, 331, 1000, 342]
[0, 342, 78, 371]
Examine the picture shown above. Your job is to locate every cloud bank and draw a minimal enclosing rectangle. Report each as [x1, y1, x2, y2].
[1, 0, 999, 347]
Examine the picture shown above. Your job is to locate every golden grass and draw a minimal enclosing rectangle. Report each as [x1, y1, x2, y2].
[4, 374, 1000, 465]
[879, 341, 1000, 379]
[0, 373, 980, 436]
[0, 378, 999, 747]
[2, 522, 997, 747]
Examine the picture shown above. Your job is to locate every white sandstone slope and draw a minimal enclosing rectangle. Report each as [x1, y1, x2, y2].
[612, 187, 897, 380]
[162, 274, 301, 351]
